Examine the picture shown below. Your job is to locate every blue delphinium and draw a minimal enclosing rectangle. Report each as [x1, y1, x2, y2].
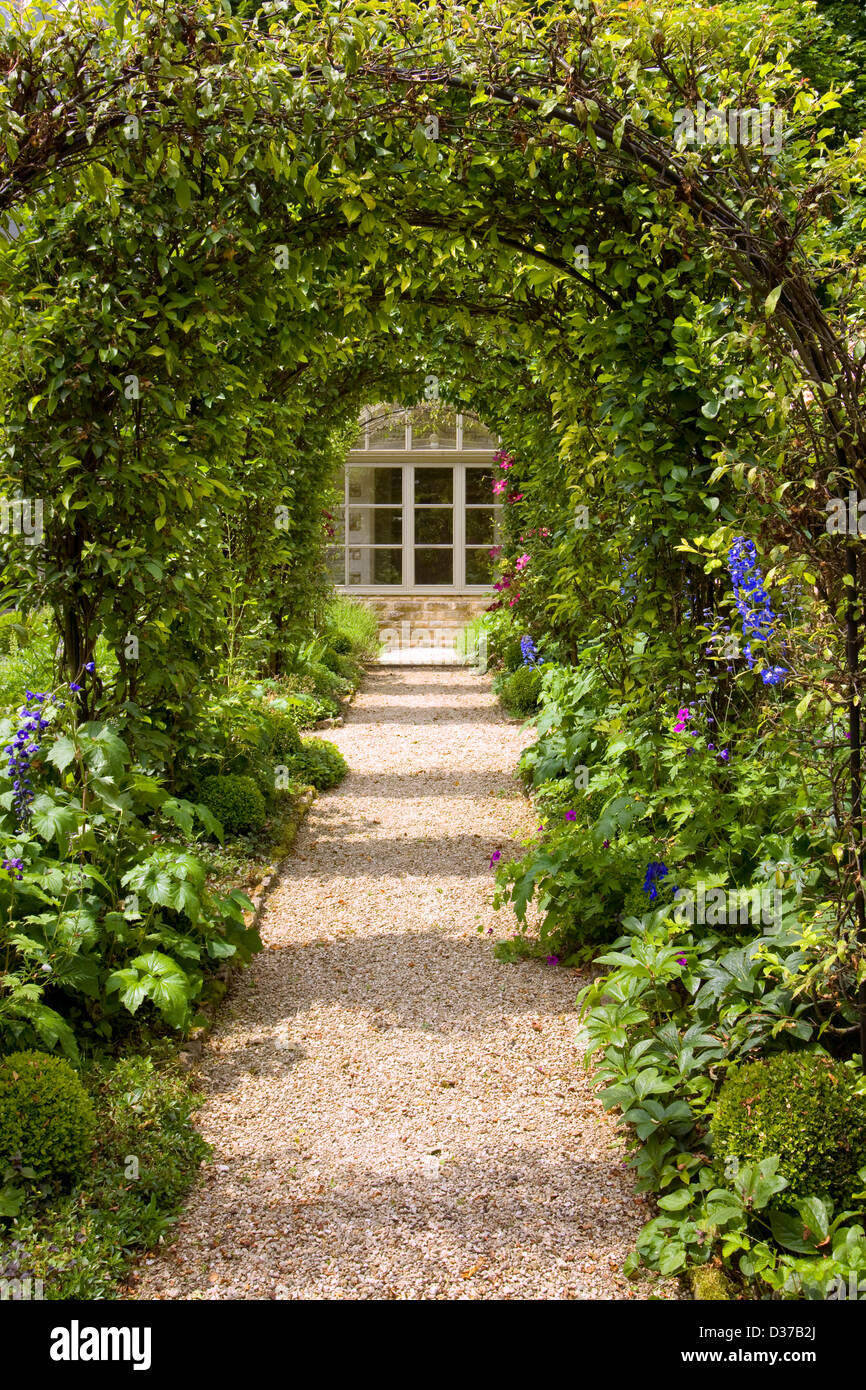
[520, 635, 539, 666]
[4, 690, 53, 826]
[727, 537, 787, 683]
[643, 861, 669, 902]
[761, 665, 787, 687]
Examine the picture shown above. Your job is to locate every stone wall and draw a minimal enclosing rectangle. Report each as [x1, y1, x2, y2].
[358, 594, 490, 653]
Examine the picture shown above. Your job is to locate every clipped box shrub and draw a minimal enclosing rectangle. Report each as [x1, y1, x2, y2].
[0, 1051, 96, 1181]
[711, 1051, 866, 1208]
[259, 706, 303, 761]
[291, 737, 347, 790]
[500, 665, 542, 716]
[198, 773, 266, 836]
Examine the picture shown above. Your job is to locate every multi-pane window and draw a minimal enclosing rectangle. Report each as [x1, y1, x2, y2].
[328, 405, 505, 592]
[327, 410, 503, 591]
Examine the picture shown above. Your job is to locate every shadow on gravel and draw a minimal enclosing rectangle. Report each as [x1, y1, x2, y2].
[203, 929, 576, 1077]
[321, 769, 519, 801]
[172, 1140, 641, 1300]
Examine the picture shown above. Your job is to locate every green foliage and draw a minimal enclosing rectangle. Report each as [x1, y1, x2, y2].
[321, 646, 357, 681]
[0, 702, 258, 1051]
[198, 774, 266, 837]
[0, 1048, 209, 1298]
[577, 908, 866, 1295]
[0, 1051, 95, 1181]
[712, 1052, 866, 1208]
[0, 612, 57, 714]
[498, 665, 542, 716]
[323, 597, 379, 662]
[504, 638, 525, 673]
[1, 0, 866, 1302]
[258, 706, 303, 762]
[288, 737, 348, 791]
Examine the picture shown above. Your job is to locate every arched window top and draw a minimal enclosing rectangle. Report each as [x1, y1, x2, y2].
[352, 402, 499, 452]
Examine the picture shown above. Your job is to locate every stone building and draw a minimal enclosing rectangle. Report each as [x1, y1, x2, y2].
[328, 403, 502, 660]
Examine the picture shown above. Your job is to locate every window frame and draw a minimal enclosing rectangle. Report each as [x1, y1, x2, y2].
[333, 439, 502, 594]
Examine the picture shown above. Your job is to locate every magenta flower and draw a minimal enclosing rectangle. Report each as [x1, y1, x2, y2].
[676, 954, 687, 967]
[489, 850, 501, 868]
[564, 809, 577, 822]
[492, 479, 508, 496]
[515, 553, 530, 571]
[546, 955, 559, 965]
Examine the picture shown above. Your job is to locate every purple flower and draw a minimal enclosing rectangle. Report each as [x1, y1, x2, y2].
[719, 749, 729, 761]
[565, 809, 576, 822]
[643, 861, 669, 902]
[69, 682, 82, 693]
[546, 955, 559, 965]
[489, 850, 501, 868]
[520, 635, 540, 667]
[5, 688, 55, 825]
[84, 661, 95, 673]
[676, 954, 687, 967]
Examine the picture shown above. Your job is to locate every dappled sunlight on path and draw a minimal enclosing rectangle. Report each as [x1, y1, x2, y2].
[129, 669, 674, 1301]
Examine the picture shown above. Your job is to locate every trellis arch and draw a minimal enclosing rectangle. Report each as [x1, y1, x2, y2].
[1, 1, 865, 981]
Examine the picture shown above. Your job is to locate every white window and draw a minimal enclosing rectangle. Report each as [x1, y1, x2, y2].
[328, 407, 503, 593]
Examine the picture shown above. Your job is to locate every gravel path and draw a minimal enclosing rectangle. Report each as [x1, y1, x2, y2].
[130, 668, 671, 1301]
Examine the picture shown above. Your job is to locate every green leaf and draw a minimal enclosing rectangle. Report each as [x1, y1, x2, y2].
[0, 1184, 23, 1217]
[657, 1187, 693, 1211]
[29, 800, 79, 854]
[194, 802, 223, 841]
[769, 1207, 819, 1254]
[45, 735, 76, 773]
[658, 1243, 687, 1275]
[764, 285, 782, 316]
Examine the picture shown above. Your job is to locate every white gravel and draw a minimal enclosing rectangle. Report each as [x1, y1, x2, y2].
[129, 667, 674, 1300]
